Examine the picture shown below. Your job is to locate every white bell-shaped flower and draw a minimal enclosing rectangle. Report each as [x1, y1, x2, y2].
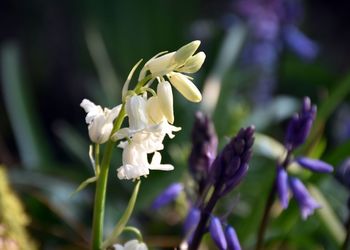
[126, 95, 148, 132]
[113, 239, 148, 250]
[117, 142, 174, 180]
[80, 99, 121, 144]
[157, 81, 174, 124]
[167, 72, 202, 102]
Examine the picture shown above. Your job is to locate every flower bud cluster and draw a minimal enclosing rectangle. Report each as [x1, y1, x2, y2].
[276, 97, 333, 219]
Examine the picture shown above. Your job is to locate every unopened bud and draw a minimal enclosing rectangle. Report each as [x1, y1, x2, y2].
[174, 40, 201, 66]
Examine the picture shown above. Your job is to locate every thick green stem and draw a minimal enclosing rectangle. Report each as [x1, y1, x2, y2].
[91, 106, 125, 250]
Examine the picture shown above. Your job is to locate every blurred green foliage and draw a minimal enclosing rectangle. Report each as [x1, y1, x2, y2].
[1, 0, 350, 249]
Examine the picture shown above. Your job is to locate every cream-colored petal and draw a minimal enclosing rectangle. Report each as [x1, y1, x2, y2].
[157, 81, 174, 123]
[146, 96, 164, 124]
[126, 96, 148, 131]
[168, 72, 202, 102]
[174, 40, 201, 66]
[146, 52, 176, 77]
[179, 52, 206, 73]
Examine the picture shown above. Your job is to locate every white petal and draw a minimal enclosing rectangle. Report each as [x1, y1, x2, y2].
[157, 81, 174, 123]
[146, 52, 176, 77]
[149, 152, 174, 171]
[173, 40, 201, 66]
[126, 96, 148, 131]
[88, 115, 112, 143]
[146, 96, 165, 125]
[179, 52, 206, 73]
[168, 72, 202, 102]
[106, 104, 122, 123]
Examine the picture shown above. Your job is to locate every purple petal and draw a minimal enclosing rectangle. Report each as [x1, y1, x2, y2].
[276, 166, 289, 209]
[226, 226, 241, 250]
[151, 183, 184, 209]
[283, 26, 319, 60]
[297, 157, 333, 173]
[183, 207, 201, 238]
[209, 217, 227, 250]
[289, 177, 321, 220]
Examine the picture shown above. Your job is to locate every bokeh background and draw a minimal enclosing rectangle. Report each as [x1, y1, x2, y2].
[1, 0, 350, 249]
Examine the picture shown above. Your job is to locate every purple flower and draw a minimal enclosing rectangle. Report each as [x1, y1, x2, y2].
[183, 207, 201, 239]
[209, 217, 227, 250]
[289, 177, 321, 220]
[276, 166, 289, 209]
[283, 25, 319, 60]
[151, 183, 184, 209]
[285, 97, 317, 150]
[296, 157, 333, 173]
[210, 126, 255, 196]
[189, 112, 218, 190]
[226, 226, 241, 250]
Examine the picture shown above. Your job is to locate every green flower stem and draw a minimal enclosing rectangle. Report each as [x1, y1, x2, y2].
[95, 143, 100, 175]
[91, 105, 126, 250]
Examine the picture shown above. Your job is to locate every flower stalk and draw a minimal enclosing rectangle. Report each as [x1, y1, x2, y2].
[92, 105, 126, 250]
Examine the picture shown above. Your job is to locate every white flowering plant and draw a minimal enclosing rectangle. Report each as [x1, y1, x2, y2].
[76, 41, 205, 249]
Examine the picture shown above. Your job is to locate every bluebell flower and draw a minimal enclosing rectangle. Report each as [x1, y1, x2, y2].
[183, 207, 201, 242]
[283, 25, 319, 60]
[151, 183, 184, 209]
[296, 157, 333, 173]
[285, 97, 316, 151]
[210, 126, 255, 196]
[209, 217, 227, 250]
[276, 166, 289, 209]
[289, 177, 321, 220]
[226, 226, 241, 250]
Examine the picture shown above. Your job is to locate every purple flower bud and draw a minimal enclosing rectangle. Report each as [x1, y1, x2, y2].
[276, 166, 289, 209]
[296, 157, 333, 173]
[226, 226, 241, 250]
[183, 207, 201, 238]
[189, 112, 218, 186]
[289, 177, 321, 220]
[283, 25, 319, 61]
[209, 217, 227, 250]
[151, 183, 184, 209]
[285, 97, 316, 150]
[210, 126, 255, 196]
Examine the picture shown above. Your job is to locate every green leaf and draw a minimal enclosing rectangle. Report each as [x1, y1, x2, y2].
[308, 184, 345, 245]
[70, 176, 97, 197]
[102, 180, 141, 248]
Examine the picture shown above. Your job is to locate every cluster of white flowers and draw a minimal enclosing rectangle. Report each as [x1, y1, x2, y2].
[112, 239, 147, 250]
[81, 41, 205, 181]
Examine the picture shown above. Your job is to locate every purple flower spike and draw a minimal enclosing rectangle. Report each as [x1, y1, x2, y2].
[289, 177, 321, 220]
[151, 183, 184, 209]
[189, 112, 218, 187]
[226, 226, 241, 250]
[276, 166, 289, 209]
[210, 126, 255, 196]
[285, 97, 317, 150]
[297, 157, 334, 173]
[209, 217, 227, 250]
[183, 207, 201, 238]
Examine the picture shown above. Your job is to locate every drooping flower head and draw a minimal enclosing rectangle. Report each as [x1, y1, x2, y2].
[112, 239, 148, 250]
[80, 99, 121, 144]
[289, 177, 321, 220]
